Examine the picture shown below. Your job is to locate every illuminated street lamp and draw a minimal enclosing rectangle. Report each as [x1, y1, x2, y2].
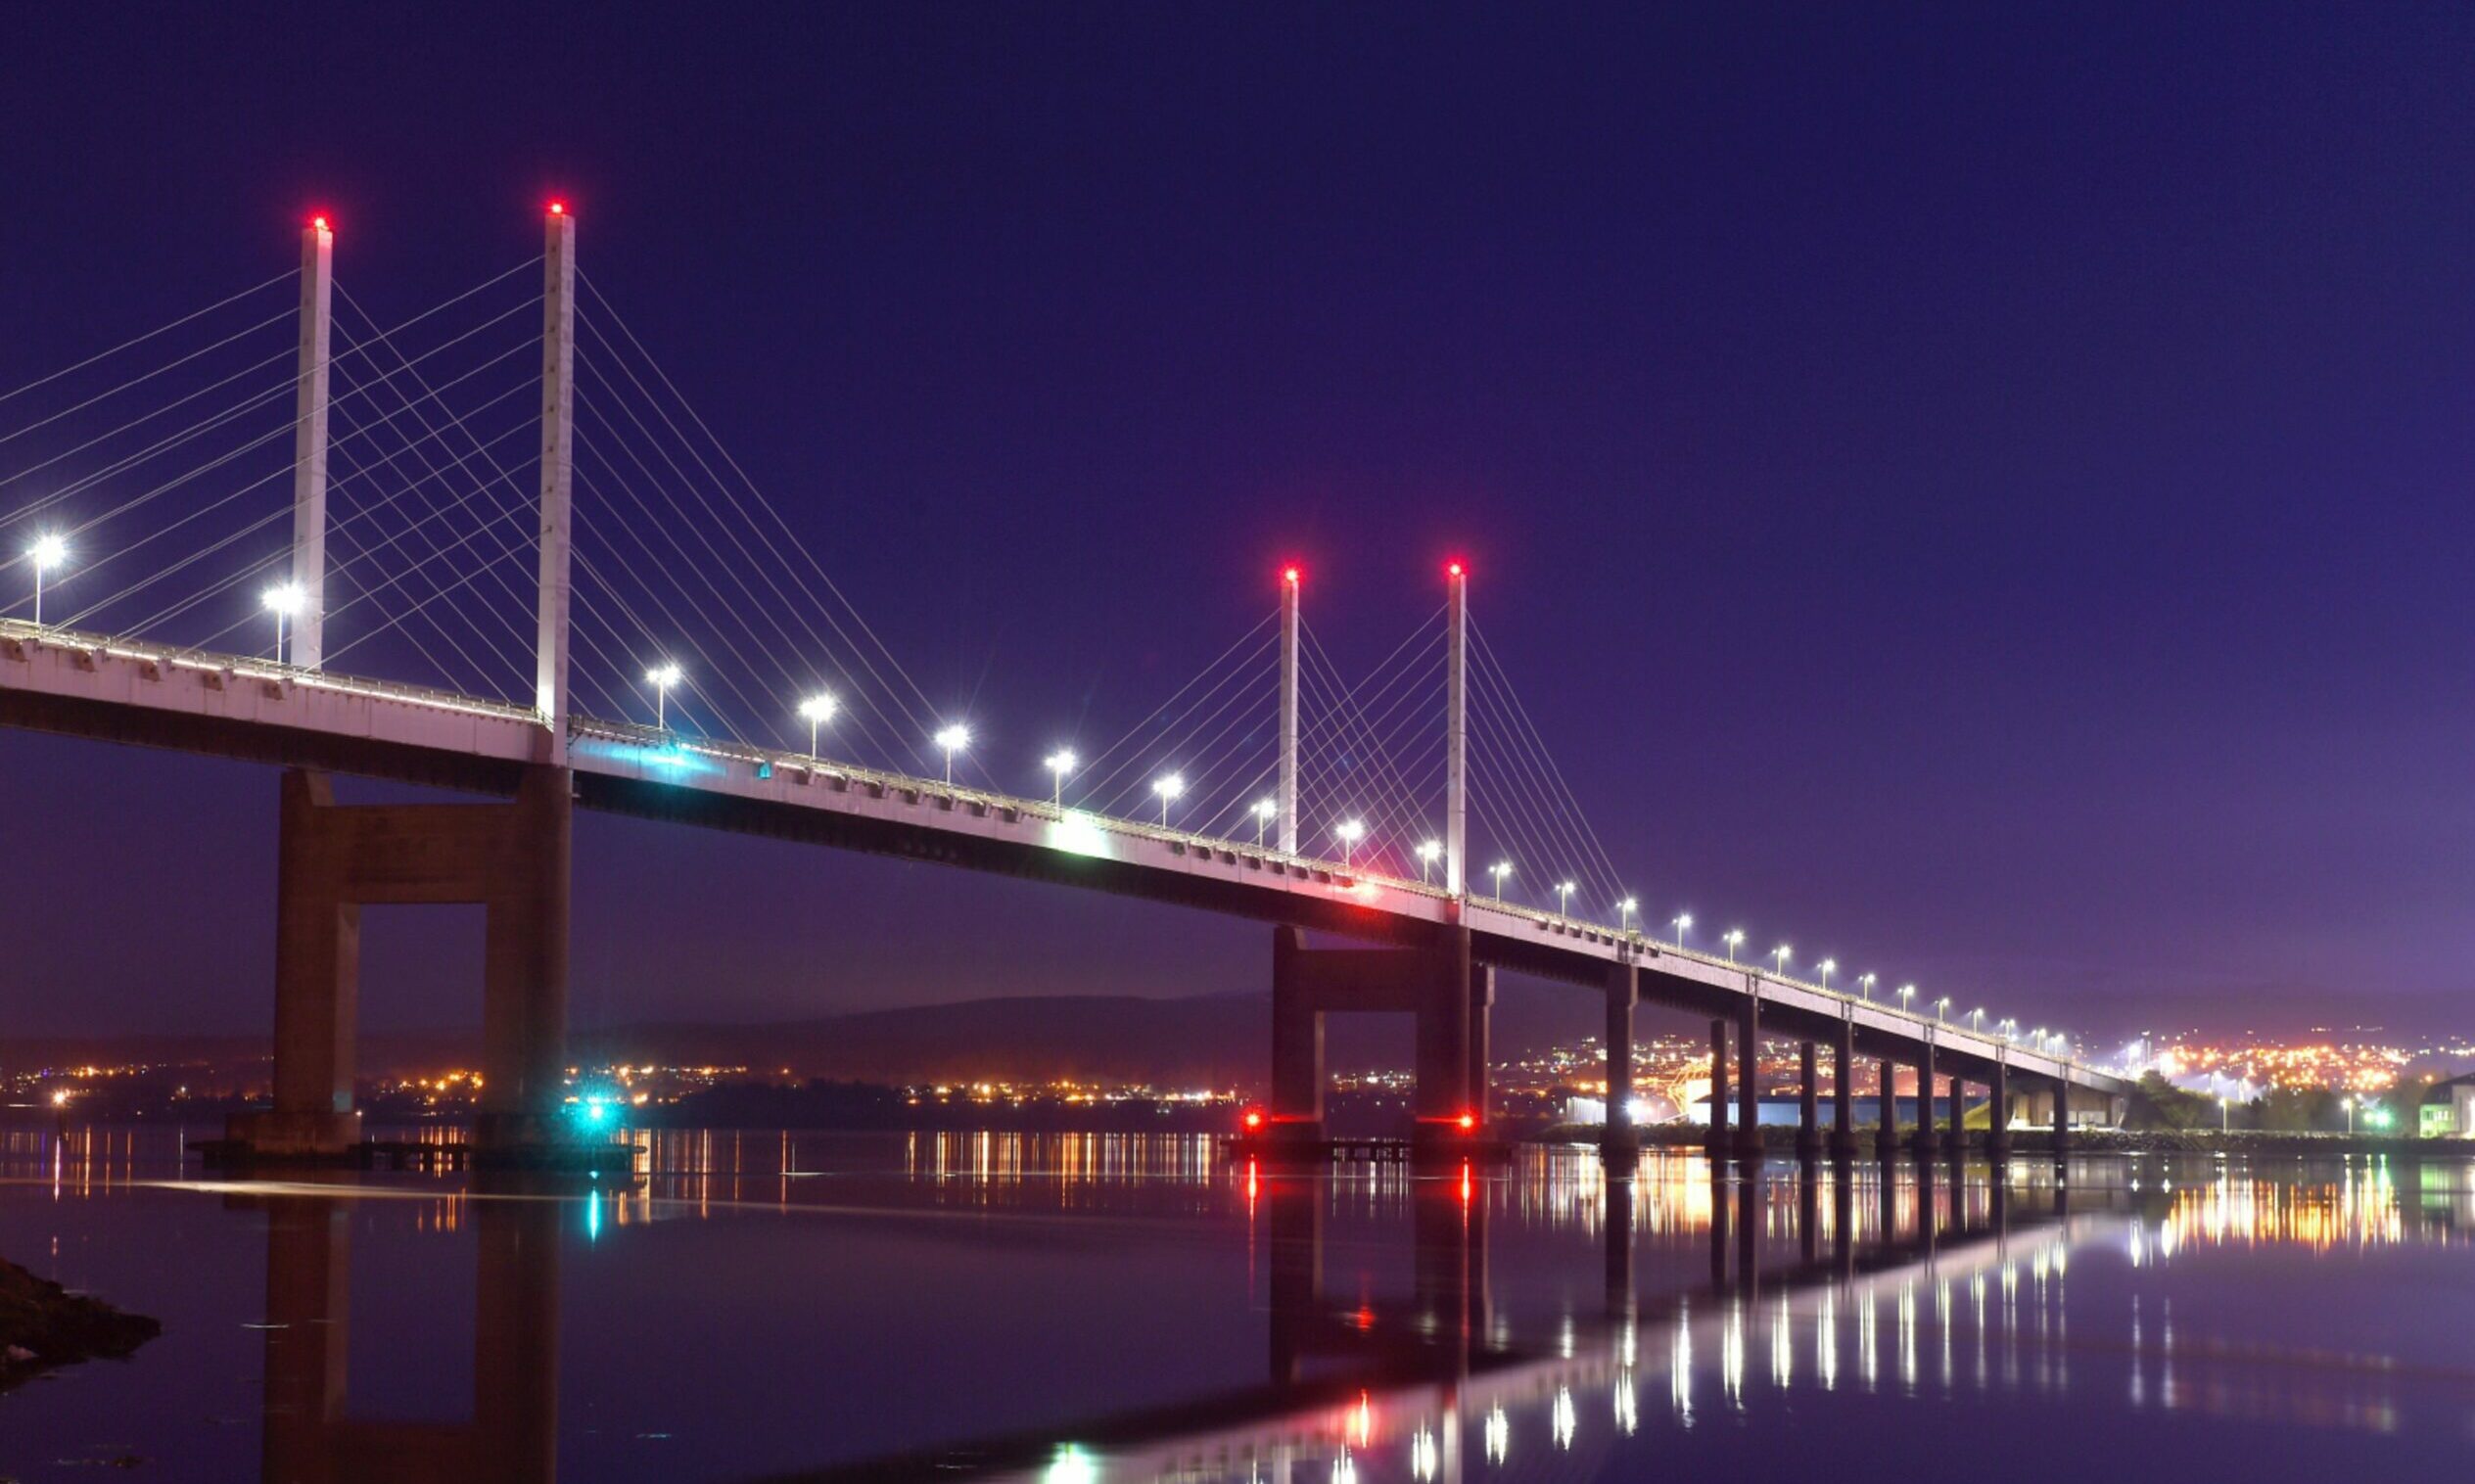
[1722, 928, 1745, 964]
[1935, 996, 1951, 1023]
[1254, 798, 1277, 848]
[1897, 984, 1917, 1013]
[1617, 897, 1637, 933]
[1417, 839, 1442, 884]
[1817, 958, 1836, 993]
[1556, 880, 1576, 917]
[2000, 1018, 2018, 1042]
[1154, 772, 1186, 828]
[1489, 860, 1513, 899]
[1858, 972, 1877, 1001]
[1044, 748, 1077, 808]
[1670, 912, 1692, 949]
[26, 533, 68, 629]
[2343, 1095, 2356, 1136]
[1771, 944, 1793, 977]
[934, 722, 969, 784]
[262, 581, 305, 665]
[641, 662, 682, 730]
[798, 693, 838, 760]
[1968, 1007, 1985, 1033]
[1334, 817, 1365, 867]
[2219, 1094, 2230, 1133]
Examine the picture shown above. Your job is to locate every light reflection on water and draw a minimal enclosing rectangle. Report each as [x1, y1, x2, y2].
[0, 1130, 2470, 1481]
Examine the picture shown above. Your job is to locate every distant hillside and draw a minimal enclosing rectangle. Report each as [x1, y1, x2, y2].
[5, 983, 1611, 1089]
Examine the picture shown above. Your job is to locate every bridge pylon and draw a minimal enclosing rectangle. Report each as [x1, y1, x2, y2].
[1265, 922, 1494, 1158]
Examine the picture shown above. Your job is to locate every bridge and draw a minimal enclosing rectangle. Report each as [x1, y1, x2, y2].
[0, 206, 2130, 1165]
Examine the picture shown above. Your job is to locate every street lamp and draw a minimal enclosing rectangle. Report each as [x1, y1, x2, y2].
[1044, 748, 1077, 808]
[1556, 880, 1576, 917]
[1771, 944, 1793, 977]
[1254, 798, 1277, 848]
[2000, 1018, 2017, 1042]
[1489, 861, 1513, 899]
[1817, 958, 1836, 993]
[262, 581, 305, 665]
[1858, 972, 1877, 1001]
[1670, 912, 1692, 949]
[1721, 928, 1746, 963]
[934, 722, 969, 784]
[798, 693, 838, 760]
[2343, 1094, 2356, 1136]
[1968, 1007, 1985, 1033]
[1334, 817, 1365, 867]
[1154, 772, 1186, 828]
[1417, 839, 1442, 884]
[1617, 897, 1637, 933]
[1896, 984, 1917, 1013]
[26, 533, 67, 629]
[1935, 996, 1951, 1023]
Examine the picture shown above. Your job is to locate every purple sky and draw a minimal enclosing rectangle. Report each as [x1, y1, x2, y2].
[2, 4, 2468, 1044]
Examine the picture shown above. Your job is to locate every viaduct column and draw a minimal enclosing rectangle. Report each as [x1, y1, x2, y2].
[289, 214, 334, 670]
[1796, 1041, 1820, 1160]
[1707, 1018, 1730, 1156]
[1877, 1055, 1899, 1159]
[1913, 1039, 1939, 1155]
[1604, 959, 1638, 1169]
[1987, 1059, 2011, 1159]
[1734, 991, 1762, 1159]
[1946, 1068, 1967, 1150]
[1830, 1018, 1857, 1158]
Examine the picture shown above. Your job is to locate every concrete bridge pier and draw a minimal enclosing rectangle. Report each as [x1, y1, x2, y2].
[227, 765, 573, 1161]
[1269, 923, 1492, 1151]
[1876, 1055, 1899, 1162]
[1795, 1041, 1822, 1160]
[1733, 994, 1763, 1162]
[1946, 1070, 1968, 1153]
[1829, 1020, 1858, 1159]
[1706, 1018, 1731, 1159]
[1986, 1061, 2012, 1160]
[1602, 961, 1638, 1172]
[1911, 1043, 1939, 1157]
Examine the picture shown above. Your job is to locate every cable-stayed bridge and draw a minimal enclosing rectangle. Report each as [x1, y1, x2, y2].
[0, 207, 2128, 1164]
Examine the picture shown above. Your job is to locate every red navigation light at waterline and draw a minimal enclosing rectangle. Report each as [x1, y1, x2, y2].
[1242, 1108, 1265, 1131]
[1456, 1111, 1477, 1132]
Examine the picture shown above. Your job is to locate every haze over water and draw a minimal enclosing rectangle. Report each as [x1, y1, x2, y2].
[4, 1131, 2471, 1479]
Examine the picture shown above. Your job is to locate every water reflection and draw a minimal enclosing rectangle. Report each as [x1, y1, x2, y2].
[5, 1134, 2472, 1481]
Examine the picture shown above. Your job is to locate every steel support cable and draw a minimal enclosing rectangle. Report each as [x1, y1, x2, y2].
[1, 257, 537, 537]
[1464, 655, 1614, 892]
[1075, 624, 1276, 802]
[570, 321, 942, 772]
[0, 266, 295, 409]
[1466, 677, 1620, 908]
[1110, 658, 1281, 824]
[1297, 618, 1435, 806]
[82, 361, 538, 635]
[1466, 722, 1611, 913]
[561, 440, 790, 753]
[1087, 639, 1278, 817]
[570, 361, 900, 763]
[1295, 630, 1431, 849]
[0, 305, 295, 453]
[320, 410, 517, 697]
[321, 510, 498, 698]
[1073, 609, 1277, 785]
[577, 273, 948, 755]
[1471, 618, 1628, 891]
[1293, 661, 1426, 855]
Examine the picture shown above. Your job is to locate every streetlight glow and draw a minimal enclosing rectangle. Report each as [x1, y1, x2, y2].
[1722, 928, 1745, 963]
[1044, 748, 1078, 807]
[1555, 880, 1576, 916]
[1417, 839, 1442, 884]
[1858, 972, 1877, 1000]
[1896, 983, 1917, 1012]
[1333, 816, 1365, 867]
[1153, 771, 1186, 827]
[798, 692, 838, 760]
[643, 662, 682, 730]
[1488, 861, 1513, 899]
[1817, 957, 1836, 992]
[26, 533, 67, 629]
[1254, 797, 1277, 848]
[1770, 944, 1792, 977]
[934, 722, 969, 784]
[1617, 897, 1637, 932]
[263, 581, 305, 664]
[1671, 912, 1692, 948]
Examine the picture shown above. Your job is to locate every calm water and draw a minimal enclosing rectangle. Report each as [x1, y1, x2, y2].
[3, 1128, 2471, 1479]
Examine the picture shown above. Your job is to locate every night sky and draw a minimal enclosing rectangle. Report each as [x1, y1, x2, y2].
[2, 4, 2468, 1044]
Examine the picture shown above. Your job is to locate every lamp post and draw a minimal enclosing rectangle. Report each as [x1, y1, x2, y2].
[1771, 944, 1792, 978]
[26, 533, 67, 629]
[1858, 972, 1877, 1002]
[1817, 957, 1836, 993]
[263, 582, 305, 665]
[935, 722, 969, 784]
[1722, 929, 1745, 964]
[1044, 749, 1077, 808]
[1254, 798, 1277, 848]
[1334, 817, 1365, 868]
[1417, 840, 1442, 884]
[798, 693, 838, 760]
[1671, 912, 1692, 949]
[1154, 772, 1186, 828]
[1556, 880, 1575, 917]
[1897, 984, 1917, 1014]
[1969, 1007, 1985, 1033]
[1935, 996, 1951, 1023]
[1489, 861, 1513, 900]
[1617, 897, 1637, 934]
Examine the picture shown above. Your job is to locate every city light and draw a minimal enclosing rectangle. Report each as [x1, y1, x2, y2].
[797, 692, 837, 759]
[25, 533, 67, 628]
[261, 581, 305, 664]
[1153, 771, 1186, 827]
[934, 722, 969, 783]
[1417, 839, 1442, 884]
[644, 661, 682, 730]
[1044, 748, 1077, 807]
[1334, 817, 1365, 867]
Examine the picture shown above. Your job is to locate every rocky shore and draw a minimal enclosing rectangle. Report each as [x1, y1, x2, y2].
[0, 1258, 159, 1390]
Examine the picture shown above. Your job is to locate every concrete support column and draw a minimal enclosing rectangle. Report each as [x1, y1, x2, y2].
[1877, 1055, 1899, 1160]
[1707, 1018, 1731, 1155]
[1830, 1020, 1857, 1158]
[1603, 961, 1638, 1167]
[1987, 1060, 2011, 1159]
[249, 770, 363, 1155]
[1795, 1041, 1820, 1159]
[1734, 994, 1762, 1158]
[2052, 1077, 2073, 1160]
[1946, 1070, 1967, 1149]
[473, 766, 572, 1150]
[1269, 926, 1326, 1139]
[1912, 1042, 1939, 1155]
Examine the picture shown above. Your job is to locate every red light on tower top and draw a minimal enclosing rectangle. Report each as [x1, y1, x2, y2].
[548, 201, 568, 216]
[309, 213, 331, 234]
[1445, 559, 1466, 580]
[1282, 565, 1301, 586]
